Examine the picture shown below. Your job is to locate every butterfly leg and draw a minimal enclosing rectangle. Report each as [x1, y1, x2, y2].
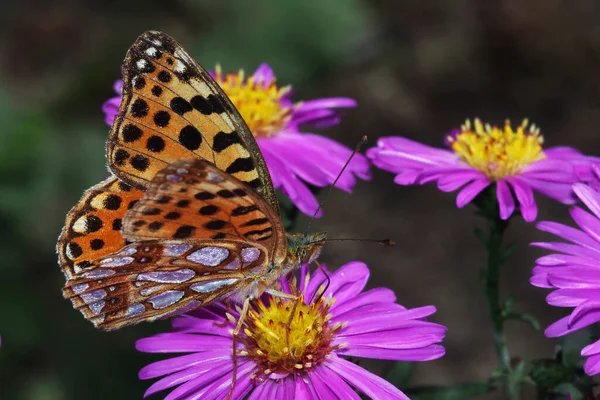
[312, 260, 331, 303]
[265, 288, 300, 360]
[214, 299, 234, 328]
[226, 298, 250, 400]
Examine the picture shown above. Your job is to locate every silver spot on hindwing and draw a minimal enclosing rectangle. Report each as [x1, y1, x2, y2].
[82, 269, 116, 278]
[186, 247, 229, 267]
[71, 283, 89, 294]
[136, 59, 147, 70]
[126, 303, 145, 316]
[176, 168, 189, 175]
[166, 174, 183, 182]
[148, 290, 185, 309]
[80, 289, 107, 304]
[89, 300, 105, 315]
[140, 285, 165, 296]
[137, 269, 196, 283]
[207, 172, 224, 182]
[100, 256, 134, 267]
[190, 279, 238, 293]
[164, 244, 193, 256]
[118, 247, 138, 256]
[241, 248, 260, 264]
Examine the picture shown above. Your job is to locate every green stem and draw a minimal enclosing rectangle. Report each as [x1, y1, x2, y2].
[485, 215, 511, 370]
[476, 186, 521, 400]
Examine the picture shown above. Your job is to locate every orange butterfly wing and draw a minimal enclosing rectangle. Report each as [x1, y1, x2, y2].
[62, 239, 268, 330]
[106, 30, 278, 211]
[122, 159, 287, 263]
[56, 177, 144, 279]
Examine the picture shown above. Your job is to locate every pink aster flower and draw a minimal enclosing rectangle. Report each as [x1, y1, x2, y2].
[136, 261, 446, 399]
[102, 63, 370, 216]
[367, 119, 590, 222]
[530, 183, 600, 375]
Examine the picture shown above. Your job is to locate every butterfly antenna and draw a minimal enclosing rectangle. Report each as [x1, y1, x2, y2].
[312, 260, 331, 304]
[304, 135, 368, 236]
[309, 238, 395, 246]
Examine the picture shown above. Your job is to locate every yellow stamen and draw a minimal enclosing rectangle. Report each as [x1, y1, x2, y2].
[447, 118, 545, 179]
[214, 65, 293, 137]
[237, 293, 342, 378]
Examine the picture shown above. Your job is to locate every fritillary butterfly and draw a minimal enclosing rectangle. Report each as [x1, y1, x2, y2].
[57, 31, 326, 330]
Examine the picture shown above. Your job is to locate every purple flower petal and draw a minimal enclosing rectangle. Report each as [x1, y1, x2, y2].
[496, 180, 515, 220]
[136, 333, 233, 353]
[456, 178, 491, 208]
[584, 352, 600, 375]
[573, 183, 600, 220]
[252, 63, 275, 87]
[324, 262, 370, 303]
[326, 356, 410, 399]
[507, 177, 537, 222]
[294, 98, 357, 113]
[535, 221, 600, 252]
[310, 365, 362, 399]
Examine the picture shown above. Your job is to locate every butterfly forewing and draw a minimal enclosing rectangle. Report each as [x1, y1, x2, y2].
[58, 31, 311, 331]
[108, 30, 278, 211]
[122, 159, 287, 263]
[57, 177, 144, 279]
[62, 240, 268, 330]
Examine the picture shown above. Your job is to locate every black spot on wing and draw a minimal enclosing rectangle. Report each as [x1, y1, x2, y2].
[122, 124, 143, 143]
[212, 131, 242, 153]
[225, 158, 254, 174]
[146, 136, 165, 152]
[103, 194, 122, 210]
[242, 218, 269, 227]
[86, 215, 103, 232]
[153, 111, 171, 127]
[173, 225, 195, 239]
[231, 205, 258, 216]
[90, 239, 105, 250]
[199, 205, 219, 215]
[170, 97, 193, 115]
[68, 242, 83, 258]
[179, 126, 202, 150]
[190, 95, 212, 115]
[130, 155, 150, 171]
[131, 98, 149, 118]
[195, 192, 216, 200]
[204, 220, 227, 230]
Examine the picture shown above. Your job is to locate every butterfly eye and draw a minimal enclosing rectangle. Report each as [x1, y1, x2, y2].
[297, 247, 308, 262]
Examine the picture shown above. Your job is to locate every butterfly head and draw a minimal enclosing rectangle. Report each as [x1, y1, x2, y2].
[288, 231, 327, 265]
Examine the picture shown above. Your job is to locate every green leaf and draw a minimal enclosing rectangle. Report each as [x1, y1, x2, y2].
[552, 383, 584, 400]
[529, 359, 574, 390]
[505, 312, 541, 331]
[405, 381, 493, 400]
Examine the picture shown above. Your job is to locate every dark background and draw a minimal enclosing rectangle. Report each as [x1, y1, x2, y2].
[2, 0, 600, 399]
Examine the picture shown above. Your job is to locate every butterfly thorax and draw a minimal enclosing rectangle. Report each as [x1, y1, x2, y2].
[233, 231, 326, 302]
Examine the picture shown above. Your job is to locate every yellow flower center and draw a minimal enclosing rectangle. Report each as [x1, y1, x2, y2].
[214, 65, 294, 137]
[447, 118, 545, 179]
[237, 291, 343, 379]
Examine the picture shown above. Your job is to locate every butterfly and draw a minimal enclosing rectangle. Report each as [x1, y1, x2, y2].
[57, 31, 326, 330]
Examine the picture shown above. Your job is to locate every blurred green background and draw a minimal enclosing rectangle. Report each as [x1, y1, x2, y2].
[2, 1, 600, 399]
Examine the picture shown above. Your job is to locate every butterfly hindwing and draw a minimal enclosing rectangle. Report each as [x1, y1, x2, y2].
[107, 30, 278, 211]
[122, 159, 287, 263]
[57, 177, 144, 279]
[62, 240, 268, 330]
